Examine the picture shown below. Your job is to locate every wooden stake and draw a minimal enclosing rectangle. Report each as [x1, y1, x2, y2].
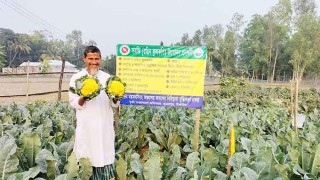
[58, 55, 65, 101]
[193, 109, 201, 152]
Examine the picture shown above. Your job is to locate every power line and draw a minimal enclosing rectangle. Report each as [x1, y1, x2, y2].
[0, 0, 47, 30]
[0, 0, 65, 38]
[9, 0, 65, 36]
[1, 0, 64, 37]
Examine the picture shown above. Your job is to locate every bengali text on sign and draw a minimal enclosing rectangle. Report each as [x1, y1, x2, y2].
[117, 44, 207, 108]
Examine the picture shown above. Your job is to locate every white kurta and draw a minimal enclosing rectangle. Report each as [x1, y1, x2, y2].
[69, 69, 119, 167]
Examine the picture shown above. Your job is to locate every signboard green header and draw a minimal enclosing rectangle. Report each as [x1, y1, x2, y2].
[117, 44, 207, 59]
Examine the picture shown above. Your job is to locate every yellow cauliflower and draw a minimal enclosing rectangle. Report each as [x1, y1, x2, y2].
[81, 78, 99, 96]
[108, 81, 125, 97]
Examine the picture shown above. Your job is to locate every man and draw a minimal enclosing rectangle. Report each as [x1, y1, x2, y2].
[69, 45, 119, 180]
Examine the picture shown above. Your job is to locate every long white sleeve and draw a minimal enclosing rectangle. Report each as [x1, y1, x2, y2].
[69, 73, 86, 110]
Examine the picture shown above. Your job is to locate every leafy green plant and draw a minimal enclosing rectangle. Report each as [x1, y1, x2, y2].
[0, 86, 320, 179]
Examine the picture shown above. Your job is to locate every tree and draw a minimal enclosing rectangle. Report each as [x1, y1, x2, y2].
[293, 0, 316, 16]
[239, 15, 269, 79]
[176, 33, 192, 46]
[85, 40, 97, 47]
[305, 53, 320, 80]
[202, 25, 215, 76]
[29, 31, 50, 62]
[66, 30, 83, 61]
[102, 54, 116, 75]
[288, 19, 320, 80]
[0, 45, 6, 69]
[266, 0, 292, 82]
[213, 13, 244, 76]
[288, 0, 320, 80]
[39, 59, 50, 73]
[7, 34, 31, 67]
[192, 30, 202, 46]
[0, 29, 32, 67]
[202, 24, 224, 76]
[0, 28, 15, 67]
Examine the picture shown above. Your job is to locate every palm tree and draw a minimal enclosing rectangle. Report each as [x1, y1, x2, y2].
[8, 34, 31, 67]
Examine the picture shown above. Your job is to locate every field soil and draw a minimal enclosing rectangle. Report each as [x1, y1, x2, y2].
[0, 75, 70, 105]
[1, 75, 318, 105]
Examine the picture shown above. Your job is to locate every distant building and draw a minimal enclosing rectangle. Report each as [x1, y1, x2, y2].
[18, 62, 40, 73]
[2, 60, 78, 74]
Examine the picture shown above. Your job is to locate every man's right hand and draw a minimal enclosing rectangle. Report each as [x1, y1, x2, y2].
[78, 96, 87, 106]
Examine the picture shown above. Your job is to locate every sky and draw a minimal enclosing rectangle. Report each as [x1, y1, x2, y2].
[0, 0, 319, 56]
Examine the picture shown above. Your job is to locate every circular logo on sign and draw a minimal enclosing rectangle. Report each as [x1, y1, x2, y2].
[193, 48, 204, 58]
[120, 45, 130, 55]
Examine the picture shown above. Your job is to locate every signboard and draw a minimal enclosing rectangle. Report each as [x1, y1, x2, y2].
[117, 44, 206, 108]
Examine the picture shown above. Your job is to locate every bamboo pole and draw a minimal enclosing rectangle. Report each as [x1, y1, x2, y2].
[294, 78, 299, 131]
[193, 109, 201, 152]
[114, 105, 120, 135]
[290, 80, 293, 116]
[26, 60, 30, 103]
